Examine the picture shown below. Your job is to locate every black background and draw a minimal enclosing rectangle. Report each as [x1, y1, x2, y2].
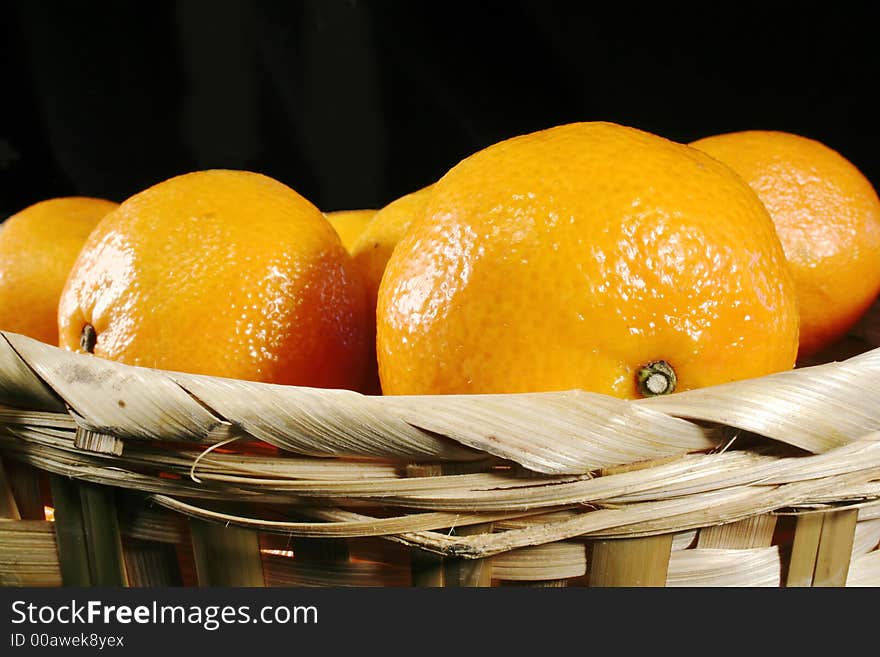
[3, 0, 880, 220]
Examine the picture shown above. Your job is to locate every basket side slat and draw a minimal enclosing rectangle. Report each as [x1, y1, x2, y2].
[4, 459, 45, 520]
[48, 476, 129, 587]
[404, 463, 495, 587]
[588, 534, 673, 586]
[787, 508, 859, 587]
[122, 538, 183, 587]
[78, 483, 128, 586]
[189, 517, 265, 586]
[0, 457, 20, 520]
[444, 522, 494, 587]
[48, 474, 93, 586]
[812, 508, 858, 587]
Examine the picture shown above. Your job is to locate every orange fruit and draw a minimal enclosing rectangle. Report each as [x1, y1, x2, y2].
[351, 185, 434, 313]
[690, 130, 880, 359]
[349, 185, 434, 393]
[325, 209, 377, 252]
[58, 169, 370, 390]
[0, 196, 118, 345]
[377, 121, 799, 399]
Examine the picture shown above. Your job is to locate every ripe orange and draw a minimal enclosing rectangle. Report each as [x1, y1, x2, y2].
[349, 185, 434, 393]
[351, 185, 433, 313]
[377, 122, 800, 399]
[325, 209, 377, 252]
[690, 130, 880, 359]
[58, 170, 370, 390]
[0, 197, 118, 345]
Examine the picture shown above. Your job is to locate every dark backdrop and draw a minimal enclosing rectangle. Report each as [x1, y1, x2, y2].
[3, 0, 880, 219]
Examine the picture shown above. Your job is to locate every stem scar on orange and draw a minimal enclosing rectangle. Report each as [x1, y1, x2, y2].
[376, 122, 800, 399]
[690, 130, 880, 360]
[58, 169, 371, 391]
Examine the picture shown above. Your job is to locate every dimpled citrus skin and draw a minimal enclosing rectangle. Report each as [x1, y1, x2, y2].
[351, 185, 434, 311]
[349, 185, 434, 393]
[690, 130, 880, 359]
[0, 197, 118, 345]
[377, 122, 800, 398]
[325, 209, 377, 252]
[58, 170, 370, 390]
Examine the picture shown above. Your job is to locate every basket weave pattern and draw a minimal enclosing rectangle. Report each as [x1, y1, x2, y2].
[1, 330, 880, 587]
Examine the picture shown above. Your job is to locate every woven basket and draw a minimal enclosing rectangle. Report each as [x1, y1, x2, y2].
[2, 327, 880, 588]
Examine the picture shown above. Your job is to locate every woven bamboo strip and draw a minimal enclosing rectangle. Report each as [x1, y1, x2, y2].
[154, 494, 561, 540]
[665, 547, 782, 587]
[0, 519, 62, 586]
[389, 476, 880, 558]
[4, 426, 879, 515]
[5, 332, 880, 472]
[0, 333, 66, 413]
[491, 542, 586, 581]
[852, 518, 880, 556]
[1, 428, 877, 551]
[5, 428, 877, 552]
[671, 530, 698, 551]
[857, 501, 880, 521]
[847, 549, 880, 586]
[3, 332, 224, 442]
[696, 514, 777, 549]
[638, 347, 880, 454]
[0, 408, 76, 430]
[168, 374, 482, 463]
[376, 391, 717, 473]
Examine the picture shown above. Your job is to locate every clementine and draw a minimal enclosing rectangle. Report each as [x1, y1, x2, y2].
[349, 184, 433, 393]
[351, 185, 433, 315]
[377, 122, 800, 399]
[58, 169, 370, 390]
[325, 208, 377, 252]
[0, 196, 117, 345]
[690, 130, 880, 359]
